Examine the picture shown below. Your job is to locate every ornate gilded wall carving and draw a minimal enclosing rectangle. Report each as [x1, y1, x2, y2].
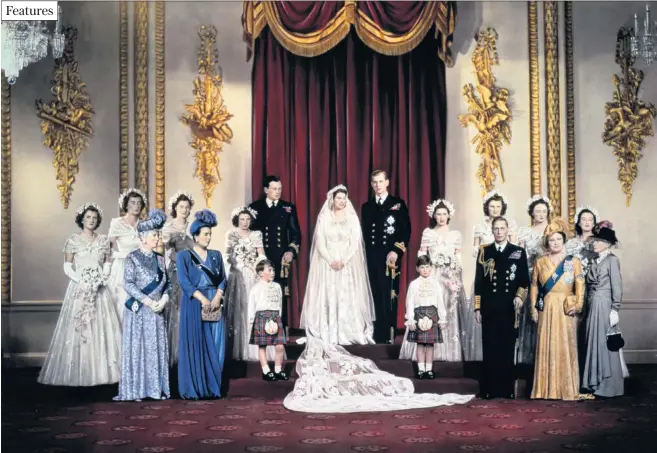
[544, 1, 562, 217]
[565, 2, 577, 228]
[528, 2, 541, 197]
[1, 74, 11, 304]
[603, 28, 656, 207]
[35, 26, 95, 209]
[458, 28, 512, 196]
[119, 1, 129, 196]
[154, 1, 166, 209]
[134, 1, 149, 207]
[180, 25, 234, 208]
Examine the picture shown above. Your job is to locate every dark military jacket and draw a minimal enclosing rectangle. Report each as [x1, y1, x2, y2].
[474, 242, 530, 315]
[360, 195, 411, 260]
[248, 198, 302, 261]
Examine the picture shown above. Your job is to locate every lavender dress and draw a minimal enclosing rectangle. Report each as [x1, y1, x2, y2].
[114, 249, 171, 401]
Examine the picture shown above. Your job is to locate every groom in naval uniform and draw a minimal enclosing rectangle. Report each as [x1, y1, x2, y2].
[474, 216, 529, 399]
[361, 170, 412, 344]
[249, 175, 302, 332]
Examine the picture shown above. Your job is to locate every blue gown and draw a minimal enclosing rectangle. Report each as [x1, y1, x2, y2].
[177, 248, 228, 399]
[115, 249, 170, 401]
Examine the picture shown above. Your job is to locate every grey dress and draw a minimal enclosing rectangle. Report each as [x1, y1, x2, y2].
[581, 252, 624, 397]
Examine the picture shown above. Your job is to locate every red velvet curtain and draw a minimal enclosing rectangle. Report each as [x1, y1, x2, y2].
[251, 4, 447, 329]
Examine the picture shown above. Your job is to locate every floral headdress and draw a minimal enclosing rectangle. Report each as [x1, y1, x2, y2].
[118, 188, 147, 211]
[574, 205, 600, 226]
[76, 202, 103, 218]
[327, 184, 347, 198]
[426, 198, 455, 218]
[526, 194, 552, 215]
[168, 190, 195, 213]
[483, 190, 508, 207]
[230, 206, 258, 219]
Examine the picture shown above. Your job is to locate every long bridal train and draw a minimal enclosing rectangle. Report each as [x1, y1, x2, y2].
[283, 185, 474, 413]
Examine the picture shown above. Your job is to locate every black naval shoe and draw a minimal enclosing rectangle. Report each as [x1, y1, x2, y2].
[481, 393, 493, 400]
[424, 370, 435, 380]
[506, 393, 516, 400]
[275, 371, 289, 381]
[415, 371, 425, 379]
[262, 371, 277, 381]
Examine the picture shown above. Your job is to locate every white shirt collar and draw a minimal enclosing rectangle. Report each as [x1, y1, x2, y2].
[266, 198, 278, 207]
[496, 241, 508, 252]
[376, 193, 389, 204]
[596, 250, 611, 264]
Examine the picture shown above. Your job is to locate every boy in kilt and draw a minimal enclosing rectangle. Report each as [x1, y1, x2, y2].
[249, 259, 288, 381]
[404, 255, 447, 379]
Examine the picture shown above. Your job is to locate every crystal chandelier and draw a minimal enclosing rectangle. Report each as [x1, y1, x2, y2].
[630, 3, 657, 66]
[1, 6, 65, 84]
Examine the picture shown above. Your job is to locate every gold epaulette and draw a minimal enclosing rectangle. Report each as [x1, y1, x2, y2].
[474, 295, 481, 310]
[516, 287, 528, 299]
[394, 242, 406, 253]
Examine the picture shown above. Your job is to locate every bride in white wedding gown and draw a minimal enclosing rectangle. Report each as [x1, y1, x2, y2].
[283, 185, 475, 413]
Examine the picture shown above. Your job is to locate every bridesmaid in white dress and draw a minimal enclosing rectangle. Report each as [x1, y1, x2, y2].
[400, 198, 465, 362]
[107, 188, 145, 322]
[462, 190, 518, 361]
[224, 206, 277, 361]
[162, 190, 194, 367]
[38, 203, 122, 386]
[516, 195, 552, 365]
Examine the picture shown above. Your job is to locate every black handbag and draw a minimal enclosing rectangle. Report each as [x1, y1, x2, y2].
[606, 326, 625, 352]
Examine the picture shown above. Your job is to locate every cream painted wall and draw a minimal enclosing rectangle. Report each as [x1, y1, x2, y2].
[4, 1, 656, 363]
[164, 1, 252, 251]
[9, 1, 120, 302]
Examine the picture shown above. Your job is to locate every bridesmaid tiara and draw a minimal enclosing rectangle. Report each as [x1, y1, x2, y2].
[117, 188, 147, 210]
[426, 199, 455, 217]
[482, 190, 508, 206]
[167, 190, 195, 213]
[574, 205, 600, 225]
[76, 202, 103, 217]
[230, 206, 258, 219]
[526, 194, 552, 212]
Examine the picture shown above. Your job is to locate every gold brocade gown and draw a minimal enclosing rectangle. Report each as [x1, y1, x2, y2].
[529, 255, 585, 400]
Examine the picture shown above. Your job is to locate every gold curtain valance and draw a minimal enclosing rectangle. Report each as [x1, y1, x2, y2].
[242, 1, 457, 66]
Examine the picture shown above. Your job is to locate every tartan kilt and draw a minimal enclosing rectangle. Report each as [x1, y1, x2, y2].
[249, 310, 287, 346]
[407, 306, 442, 345]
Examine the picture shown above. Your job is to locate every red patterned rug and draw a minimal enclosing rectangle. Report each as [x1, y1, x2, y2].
[3, 365, 656, 453]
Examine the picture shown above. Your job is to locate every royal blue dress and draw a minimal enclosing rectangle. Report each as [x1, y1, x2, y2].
[177, 248, 227, 399]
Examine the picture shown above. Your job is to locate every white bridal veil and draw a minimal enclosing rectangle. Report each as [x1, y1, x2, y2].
[283, 185, 475, 413]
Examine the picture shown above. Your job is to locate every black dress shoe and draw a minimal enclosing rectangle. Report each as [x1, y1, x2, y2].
[262, 371, 277, 381]
[275, 371, 289, 381]
[415, 371, 425, 379]
[506, 393, 515, 400]
[481, 393, 493, 400]
[424, 371, 435, 380]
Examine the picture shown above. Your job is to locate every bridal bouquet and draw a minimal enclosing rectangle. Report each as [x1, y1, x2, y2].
[78, 267, 105, 292]
[432, 253, 460, 271]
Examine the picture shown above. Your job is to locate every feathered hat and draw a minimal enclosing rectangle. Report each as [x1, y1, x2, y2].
[190, 209, 218, 236]
[542, 217, 571, 248]
[137, 209, 167, 234]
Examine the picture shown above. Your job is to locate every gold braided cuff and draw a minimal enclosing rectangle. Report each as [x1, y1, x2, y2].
[394, 242, 406, 253]
[516, 287, 528, 300]
[288, 243, 300, 254]
[474, 295, 481, 310]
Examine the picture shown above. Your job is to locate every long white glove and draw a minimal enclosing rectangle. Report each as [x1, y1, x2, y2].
[102, 262, 111, 281]
[151, 294, 169, 313]
[63, 262, 79, 282]
[141, 296, 156, 310]
[609, 310, 620, 327]
[472, 246, 480, 258]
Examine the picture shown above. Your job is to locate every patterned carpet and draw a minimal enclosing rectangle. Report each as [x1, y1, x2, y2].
[3, 365, 656, 453]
